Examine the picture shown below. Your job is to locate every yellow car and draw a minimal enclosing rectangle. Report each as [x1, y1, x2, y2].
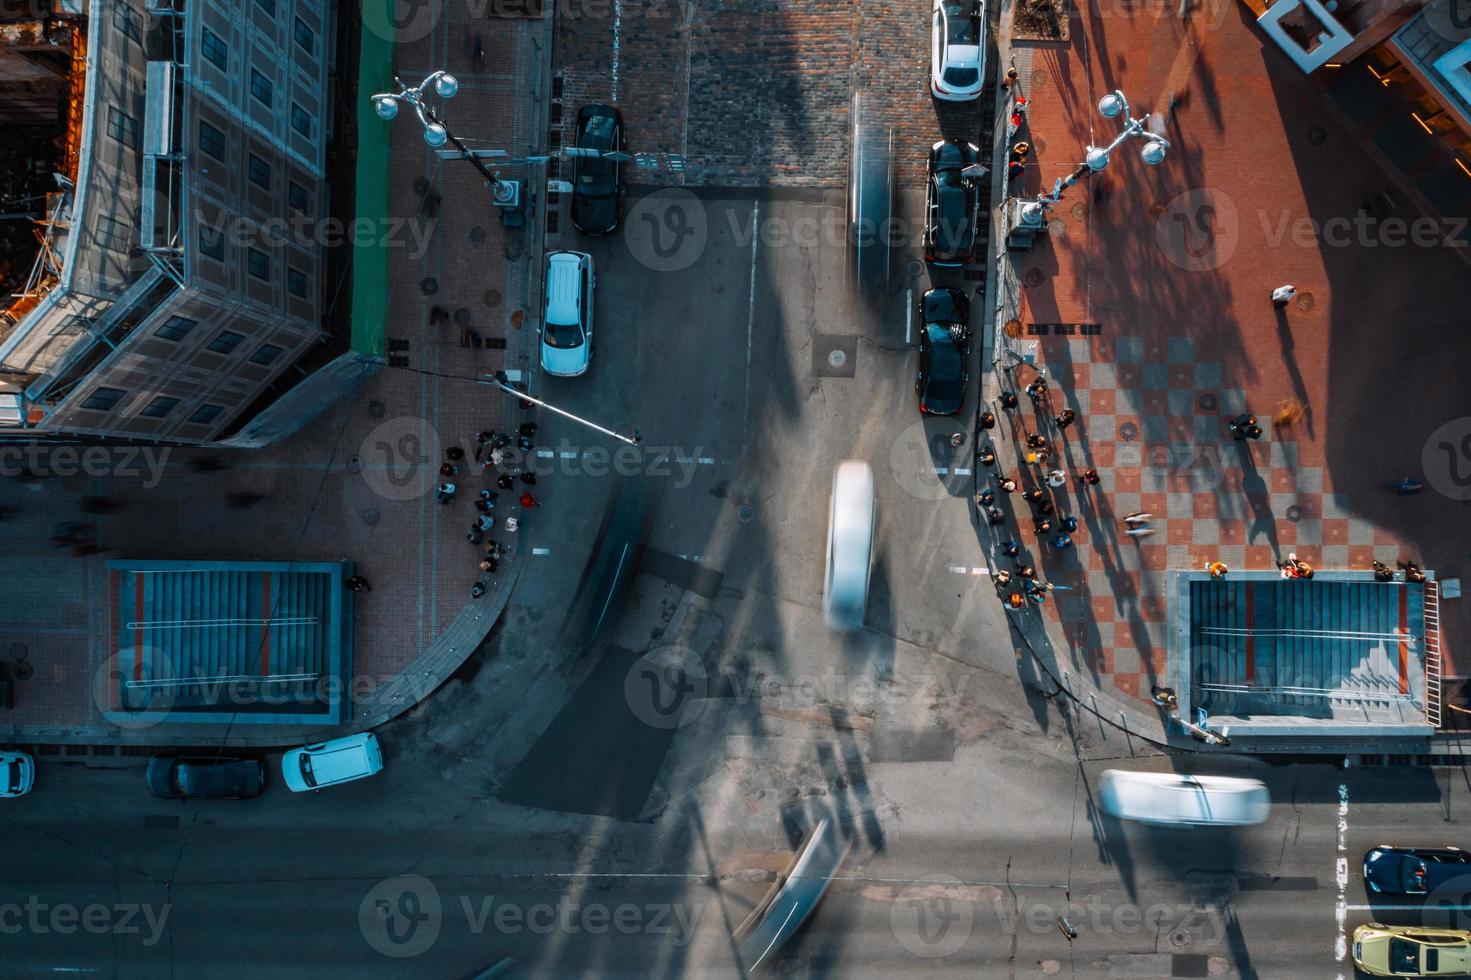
[1353, 923, 1471, 977]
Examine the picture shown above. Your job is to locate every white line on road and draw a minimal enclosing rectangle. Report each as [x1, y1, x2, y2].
[954, 467, 972, 476]
[532, 547, 550, 556]
[698, 456, 715, 464]
[611, 0, 622, 104]
[743, 201, 760, 443]
[906, 287, 913, 345]
[1344, 904, 1471, 911]
[536, 449, 554, 458]
[560, 450, 578, 459]
[949, 566, 989, 575]
[1335, 783, 1349, 974]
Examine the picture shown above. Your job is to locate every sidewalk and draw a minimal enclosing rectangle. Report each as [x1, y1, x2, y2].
[977, 0, 1471, 744]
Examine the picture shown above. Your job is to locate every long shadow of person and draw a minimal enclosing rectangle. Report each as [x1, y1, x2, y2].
[1237, 443, 1279, 558]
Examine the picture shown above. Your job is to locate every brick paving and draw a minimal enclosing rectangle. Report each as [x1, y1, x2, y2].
[556, 0, 991, 187]
[0, 14, 550, 744]
[987, 0, 1471, 717]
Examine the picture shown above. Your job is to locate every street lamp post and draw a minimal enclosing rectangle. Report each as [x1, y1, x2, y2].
[372, 72, 515, 200]
[1007, 89, 1171, 245]
[483, 372, 642, 447]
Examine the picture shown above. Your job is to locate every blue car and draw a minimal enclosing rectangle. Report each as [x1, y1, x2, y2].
[1364, 846, 1471, 896]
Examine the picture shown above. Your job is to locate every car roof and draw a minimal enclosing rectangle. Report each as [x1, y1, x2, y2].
[546, 252, 587, 325]
[923, 287, 968, 324]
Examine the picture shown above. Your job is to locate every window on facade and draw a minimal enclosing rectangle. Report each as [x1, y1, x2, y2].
[114, 5, 140, 42]
[288, 268, 308, 299]
[207, 331, 244, 354]
[141, 396, 180, 419]
[247, 248, 270, 281]
[255, 0, 276, 16]
[293, 16, 315, 54]
[156, 316, 197, 341]
[249, 69, 273, 108]
[198, 120, 226, 160]
[188, 403, 225, 425]
[201, 28, 228, 71]
[291, 102, 312, 139]
[200, 226, 225, 261]
[248, 154, 271, 190]
[95, 213, 132, 252]
[108, 107, 139, 150]
[288, 181, 309, 214]
[250, 344, 285, 366]
[81, 387, 126, 412]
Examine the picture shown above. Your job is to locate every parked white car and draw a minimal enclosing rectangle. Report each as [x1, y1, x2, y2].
[823, 460, 876, 631]
[282, 733, 383, 792]
[931, 0, 986, 102]
[0, 751, 34, 798]
[541, 250, 595, 377]
[1098, 770, 1269, 827]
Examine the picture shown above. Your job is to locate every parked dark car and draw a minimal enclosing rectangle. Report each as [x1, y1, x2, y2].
[924, 138, 982, 266]
[916, 287, 972, 415]
[572, 105, 626, 236]
[146, 756, 266, 800]
[1364, 846, 1471, 895]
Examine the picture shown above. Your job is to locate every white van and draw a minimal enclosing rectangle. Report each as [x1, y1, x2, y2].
[1098, 770, 1269, 827]
[823, 460, 876, 631]
[282, 732, 383, 792]
[540, 250, 595, 377]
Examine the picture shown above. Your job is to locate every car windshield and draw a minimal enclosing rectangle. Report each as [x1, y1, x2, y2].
[577, 115, 617, 192]
[925, 324, 965, 393]
[1390, 937, 1420, 975]
[944, 66, 980, 88]
[943, 1, 978, 43]
[2, 761, 16, 794]
[1402, 857, 1430, 894]
[299, 754, 317, 789]
[545, 320, 586, 350]
[1427, 948, 1440, 972]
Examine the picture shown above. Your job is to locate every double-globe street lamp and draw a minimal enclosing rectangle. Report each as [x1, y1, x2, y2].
[1008, 89, 1172, 243]
[372, 71, 520, 203]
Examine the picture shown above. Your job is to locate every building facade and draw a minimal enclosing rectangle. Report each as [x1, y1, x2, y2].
[0, 0, 360, 444]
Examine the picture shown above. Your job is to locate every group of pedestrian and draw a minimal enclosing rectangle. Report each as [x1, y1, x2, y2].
[457, 421, 542, 598]
[1228, 413, 1264, 441]
[1277, 552, 1314, 580]
[992, 562, 1054, 609]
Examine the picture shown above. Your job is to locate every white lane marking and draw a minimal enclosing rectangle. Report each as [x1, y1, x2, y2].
[935, 467, 949, 475]
[1335, 783, 1349, 973]
[536, 449, 554, 458]
[1344, 904, 1471, 911]
[560, 450, 578, 459]
[532, 547, 550, 556]
[743, 201, 760, 440]
[611, 0, 622, 103]
[594, 542, 631, 635]
[677, 554, 706, 562]
[954, 467, 972, 476]
[949, 566, 989, 575]
[906, 287, 913, 345]
[698, 456, 715, 464]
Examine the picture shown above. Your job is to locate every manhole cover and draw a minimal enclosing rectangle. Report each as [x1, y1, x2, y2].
[828, 349, 847, 369]
[1031, 69, 1049, 88]
[8, 642, 27, 659]
[1198, 391, 1218, 412]
[1308, 126, 1327, 146]
[420, 277, 439, 296]
[13, 660, 32, 680]
[484, 289, 502, 308]
[1070, 202, 1088, 221]
[1046, 218, 1066, 236]
[1169, 928, 1192, 949]
[1032, 136, 1047, 155]
[1149, 201, 1168, 219]
[1120, 422, 1138, 441]
[738, 504, 754, 523]
[470, 226, 487, 245]
[1004, 318, 1023, 338]
[453, 307, 472, 327]
[814, 335, 858, 378]
[1024, 268, 1045, 288]
[346, 455, 363, 474]
[906, 260, 924, 279]
[1295, 292, 1315, 312]
[368, 400, 386, 419]
[1286, 505, 1303, 523]
[362, 508, 381, 527]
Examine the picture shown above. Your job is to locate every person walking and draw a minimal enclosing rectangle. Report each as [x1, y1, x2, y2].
[1399, 560, 1426, 583]
[1026, 433, 1048, 450]
[1372, 560, 1394, 582]
[1244, 424, 1264, 440]
[504, 516, 520, 533]
[467, 525, 483, 544]
[497, 474, 515, 490]
[1046, 469, 1067, 488]
[436, 482, 457, 504]
[1000, 391, 1019, 410]
[978, 447, 998, 467]
[1151, 685, 1179, 708]
[1025, 448, 1050, 467]
[1124, 512, 1152, 524]
[478, 512, 496, 532]
[1206, 560, 1228, 579]
[1053, 532, 1073, 550]
[978, 488, 996, 507]
[993, 569, 1013, 590]
[1018, 565, 1037, 581]
[446, 446, 465, 462]
[1025, 377, 1048, 401]
[1081, 468, 1100, 486]
[345, 575, 371, 592]
[1271, 284, 1296, 308]
[1054, 409, 1076, 430]
[1024, 487, 1045, 504]
[987, 506, 1006, 525]
[1062, 516, 1078, 533]
[979, 411, 997, 430]
[1001, 539, 1021, 558]
[1034, 517, 1053, 535]
[520, 471, 537, 486]
[1035, 499, 1055, 516]
[997, 477, 1017, 493]
[470, 581, 487, 599]
[1228, 413, 1257, 439]
[520, 491, 538, 509]
[1005, 592, 1025, 611]
[518, 422, 538, 439]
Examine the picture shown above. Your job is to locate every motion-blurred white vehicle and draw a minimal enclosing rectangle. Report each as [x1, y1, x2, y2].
[0, 750, 34, 798]
[823, 461, 875, 631]
[1098, 770, 1269, 827]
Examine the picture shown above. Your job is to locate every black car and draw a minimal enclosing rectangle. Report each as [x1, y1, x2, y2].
[916, 287, 972, 415]
[571, 105, 626, 236]
[1364, 846, 1471, 896]
[925, 138, 982, 267]
[146, 756, 266, 800]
